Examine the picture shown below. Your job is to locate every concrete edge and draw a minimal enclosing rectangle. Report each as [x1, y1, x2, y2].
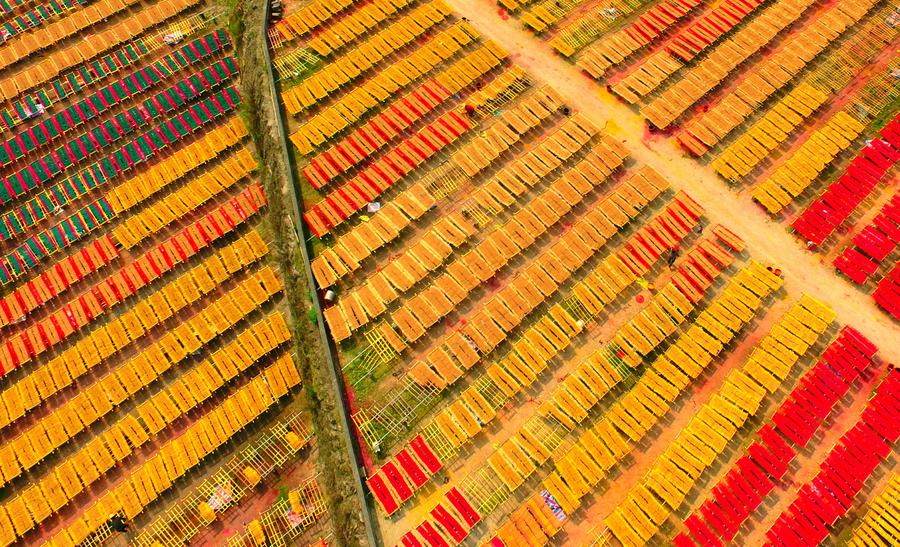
[255, 7, 381, 546]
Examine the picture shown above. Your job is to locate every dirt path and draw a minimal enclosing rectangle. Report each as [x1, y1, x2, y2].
[445, 0, 900, 368]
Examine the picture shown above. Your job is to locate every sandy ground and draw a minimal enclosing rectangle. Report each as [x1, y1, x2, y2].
[444, 0, 900, 365]
[359, 0, 900, 543]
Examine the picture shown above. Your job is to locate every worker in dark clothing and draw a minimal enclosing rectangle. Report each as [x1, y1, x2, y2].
[667, 245, 680, 268]
[109, 513, 129, 533]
